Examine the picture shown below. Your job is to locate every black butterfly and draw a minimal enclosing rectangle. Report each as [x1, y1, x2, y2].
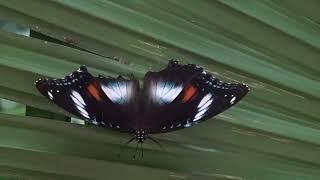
[35, 60, 249, 144]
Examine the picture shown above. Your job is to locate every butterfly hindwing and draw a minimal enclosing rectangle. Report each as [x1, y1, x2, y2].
[97, 75, 139, 132]
[142, 60, 202, 108]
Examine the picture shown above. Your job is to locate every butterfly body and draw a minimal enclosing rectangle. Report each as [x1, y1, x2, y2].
[35, 60, 249, 143]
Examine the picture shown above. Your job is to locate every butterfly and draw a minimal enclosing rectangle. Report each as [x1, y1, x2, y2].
[35, 60, 249, 144]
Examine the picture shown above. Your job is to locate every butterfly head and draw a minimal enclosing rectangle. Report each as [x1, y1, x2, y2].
[135, 129, 147, 143]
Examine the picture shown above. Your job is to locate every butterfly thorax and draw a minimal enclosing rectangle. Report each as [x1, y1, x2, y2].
[135, 129, 146, 143]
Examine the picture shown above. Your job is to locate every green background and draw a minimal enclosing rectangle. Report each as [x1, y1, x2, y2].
[0, 0, 319, 179]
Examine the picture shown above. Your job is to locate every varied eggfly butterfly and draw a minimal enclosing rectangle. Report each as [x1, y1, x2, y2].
[35, 60, 249, 144]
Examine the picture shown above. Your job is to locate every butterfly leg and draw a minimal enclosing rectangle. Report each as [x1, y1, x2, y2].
[148, 136, 166, 152]
[133, 142, 140, 160]
[117, 137, 135, 158]
[140, 143, 144, 159]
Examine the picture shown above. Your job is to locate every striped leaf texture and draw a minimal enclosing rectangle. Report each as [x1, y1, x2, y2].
[0, 1, 319, 179]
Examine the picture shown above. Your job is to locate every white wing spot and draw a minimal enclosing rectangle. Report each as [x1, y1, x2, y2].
[48, 92, 53, 100]
[153, 81, 183, 104]
[193, 116, 202, 121]
[184, 122, 192, 128]
[230, 96, 236, 105]
[70, 90, 91, 119]
[71, 90, 86, 108]
[194, 108, 208, 121]
[75, 105, 89, 118]
[161, 85, 183, 104]
[101, 82, 129, 104]
[156, 81, 166, 100]
[118, 82, 128, 101]
[197, 94, 212, 108]
[192, 94, 215, 121]
[198, 99, 213, 112]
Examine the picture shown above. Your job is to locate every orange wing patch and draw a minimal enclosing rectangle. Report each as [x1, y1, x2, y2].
[182, 85, 197, 103]
[87, 82, 102, 101]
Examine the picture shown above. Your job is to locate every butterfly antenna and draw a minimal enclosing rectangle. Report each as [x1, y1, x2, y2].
[148, 136, 166, 152]
[117, 137, 135, 158]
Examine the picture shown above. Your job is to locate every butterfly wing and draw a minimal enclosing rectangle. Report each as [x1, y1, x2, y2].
[35, 65, 139, 132]
[142, 60, 249, 133]
[96, 74, 139, 131]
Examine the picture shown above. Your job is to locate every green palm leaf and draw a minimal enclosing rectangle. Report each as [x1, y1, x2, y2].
[0, 1, 319, 179]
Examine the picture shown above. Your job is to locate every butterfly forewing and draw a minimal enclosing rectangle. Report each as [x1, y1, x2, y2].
[142, 61, 249, 133]
[36, 66, 100, 122]
[35, 66, 139, 132]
